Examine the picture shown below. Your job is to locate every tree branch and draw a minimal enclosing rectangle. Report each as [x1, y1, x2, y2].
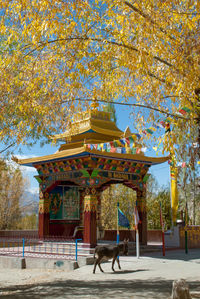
[148, 71, 171, 85]
[124, 1, 176, 41]
[0, 143, 15, 154]
[24, 36, 173, 69]
[61, 97, 192, 120]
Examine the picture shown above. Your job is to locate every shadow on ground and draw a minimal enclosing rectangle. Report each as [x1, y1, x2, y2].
[1, 279, 200, 299]
[144, 249, 200, 262]
[112, 269, 148, 274]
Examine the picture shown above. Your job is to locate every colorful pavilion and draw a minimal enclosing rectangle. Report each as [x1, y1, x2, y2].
[17, 109, 168, 247]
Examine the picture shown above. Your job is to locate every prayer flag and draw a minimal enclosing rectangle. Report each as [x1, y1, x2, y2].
[179, 109, 187, 115]
[125, 137, 130, 145]
[116, 140, 122, 146]
[182, 107, 191, 113]
[116, 147, 122, 153]
[119, 139, 126, 146]
[146, 129, 153, 134]
[165, 123, 170, 133]
[113, 141, 118, 148]
[110, 147, 116, 153]
[131, 134, 137, 141]
[110, 141, 114, 148]
[168, 160, 174, 166]
[149, 127, 156, 132]
[107, 144, 111, 152]
[103, 143, 107, 151]
[129, 136, 134, 145]
[131, 148, 136, 154]
[156, 123, 164, 128]
[118, 207, 130, 229]
[159, 121, 166, 128]
[136, 148, 141, 154]
[97, 144, 101, 151]
[135, 134, 141, 140]
[134, 206, 140, 230]
[122, 147, 126, 154]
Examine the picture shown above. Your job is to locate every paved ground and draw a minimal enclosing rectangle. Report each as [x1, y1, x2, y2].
[1, 249, 200, 298]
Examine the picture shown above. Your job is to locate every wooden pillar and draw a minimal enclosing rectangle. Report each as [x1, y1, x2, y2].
[38, 191, 50, 239]
[79, 190, 85, 226]
[83, 189, 97, 247]
[136, 187, 147, 245]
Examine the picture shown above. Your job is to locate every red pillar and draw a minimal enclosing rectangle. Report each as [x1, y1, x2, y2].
[136, 188, 147, 245]
[83, 193, 97, 247]
[38, 191, 50, 239]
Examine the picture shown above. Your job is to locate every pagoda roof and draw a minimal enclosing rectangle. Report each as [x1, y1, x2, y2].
[16, 146, 169, 167]
[15, 109, 169, 168]
[52, 110, 124, 151]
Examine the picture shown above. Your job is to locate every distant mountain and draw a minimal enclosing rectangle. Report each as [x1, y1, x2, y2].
[21, 191, 39, 215]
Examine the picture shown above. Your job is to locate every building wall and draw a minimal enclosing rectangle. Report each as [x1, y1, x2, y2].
[49, 220, 80, 237]
[101, 230, 136, 242]
[147, 230, 162, 243]
[180, 226, 200, 249]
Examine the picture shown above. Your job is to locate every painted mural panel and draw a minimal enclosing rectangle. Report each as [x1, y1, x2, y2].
[49, 186, 63, 220]
[49, 186, 80, 220]
[63, 188, 80, 220]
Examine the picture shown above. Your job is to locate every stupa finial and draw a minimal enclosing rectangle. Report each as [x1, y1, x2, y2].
[90, 100, 99, 112]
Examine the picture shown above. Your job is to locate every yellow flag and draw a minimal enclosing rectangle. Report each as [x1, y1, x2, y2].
[170, 167, 178, 224]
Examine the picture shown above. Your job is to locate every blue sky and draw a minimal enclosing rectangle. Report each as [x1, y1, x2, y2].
[13, 104, 170, 195]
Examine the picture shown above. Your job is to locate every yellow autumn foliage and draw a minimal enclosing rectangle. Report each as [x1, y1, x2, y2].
[0, 0, 199, 156]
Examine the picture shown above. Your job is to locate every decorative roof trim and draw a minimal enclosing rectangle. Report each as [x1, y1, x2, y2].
[16, 146, 169, 167]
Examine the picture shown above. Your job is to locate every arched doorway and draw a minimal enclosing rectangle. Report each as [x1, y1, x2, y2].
[101, 184, 136, 231]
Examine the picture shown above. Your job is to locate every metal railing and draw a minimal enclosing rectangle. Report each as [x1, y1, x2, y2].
[0, 237, 94, 261]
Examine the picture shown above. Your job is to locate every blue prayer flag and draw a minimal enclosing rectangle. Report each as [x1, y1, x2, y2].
[135, 133, 141, 140]
[103, 143, 107, 150]
[118, 207, 130, 229]
[122, 147, 126, 154]
[119, 139, 126, 146]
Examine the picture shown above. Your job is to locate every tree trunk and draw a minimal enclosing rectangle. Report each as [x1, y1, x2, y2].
[198, 118, 200, 159]
[171, 279, 192, 299]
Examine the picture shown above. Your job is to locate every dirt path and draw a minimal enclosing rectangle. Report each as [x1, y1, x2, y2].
[0, 249, 200, 298]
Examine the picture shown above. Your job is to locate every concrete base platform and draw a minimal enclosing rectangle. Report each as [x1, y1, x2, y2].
[0, 256, 26, 269]
[0, 256, 94, 270]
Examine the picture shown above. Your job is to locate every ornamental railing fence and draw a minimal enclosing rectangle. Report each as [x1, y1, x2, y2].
[0, 236, 94, 261]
